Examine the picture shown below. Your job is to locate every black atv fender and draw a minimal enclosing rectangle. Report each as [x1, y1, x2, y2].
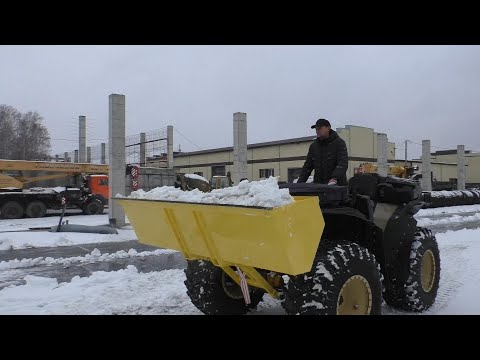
[373, 200, 424, 296]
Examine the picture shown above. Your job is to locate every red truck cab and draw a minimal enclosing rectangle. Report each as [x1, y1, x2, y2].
[84, 175, 109, 202]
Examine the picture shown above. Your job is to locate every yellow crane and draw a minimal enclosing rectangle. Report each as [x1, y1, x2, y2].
[0, 159, 108, 189]
[354, 162, 417, 178]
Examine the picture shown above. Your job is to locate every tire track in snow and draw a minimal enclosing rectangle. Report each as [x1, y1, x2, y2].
[423, 242, 470, 314]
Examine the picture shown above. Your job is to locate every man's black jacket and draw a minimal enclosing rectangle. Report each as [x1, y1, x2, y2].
[298, 130, 349, 185]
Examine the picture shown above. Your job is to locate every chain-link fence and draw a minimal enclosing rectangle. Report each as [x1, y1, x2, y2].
[59, 128, 168, 166]
[125, 128, 168, 166]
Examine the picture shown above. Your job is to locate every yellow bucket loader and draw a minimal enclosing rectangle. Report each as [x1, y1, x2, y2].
[116, 173, 440, 315]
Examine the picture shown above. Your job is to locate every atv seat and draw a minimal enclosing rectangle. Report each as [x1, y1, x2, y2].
[279, 183, 349, 207]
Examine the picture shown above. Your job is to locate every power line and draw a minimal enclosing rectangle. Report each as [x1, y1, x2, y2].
[173, 127, 203, 151]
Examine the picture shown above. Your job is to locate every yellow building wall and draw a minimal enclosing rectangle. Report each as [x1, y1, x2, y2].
[348, 126, 376, 158]
[466, 156, 480, 183]
[279, 142, 312, 158]
[337, 127, 352, 157]
[432, 153, 480, 183]
[251, 146, 280, 160]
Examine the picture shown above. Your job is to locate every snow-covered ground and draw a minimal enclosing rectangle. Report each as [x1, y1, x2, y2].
[0, 248, 176, 271]
[0, 228, 136, 251]
[0, 225, 479, 315]
[0, 214, 135, 250]
[0, 198, 480, 315]
[0, 214, 108, 232]
[0, 266, 282, 315]
[416, 213, 480, 227]
[416, 204, 480, 217]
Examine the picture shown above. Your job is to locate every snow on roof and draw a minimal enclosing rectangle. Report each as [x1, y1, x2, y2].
[51, 187, 80, 193]
[127, 177, 293, 208]
[184, 173, 208, 183]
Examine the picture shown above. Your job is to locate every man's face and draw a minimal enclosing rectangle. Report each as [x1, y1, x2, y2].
[316, 126, 330, 139]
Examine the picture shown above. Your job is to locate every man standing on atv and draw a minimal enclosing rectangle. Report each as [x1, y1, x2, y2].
[297, 118, 349, 186]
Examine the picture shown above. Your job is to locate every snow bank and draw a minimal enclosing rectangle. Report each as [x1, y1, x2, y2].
[0, 229, 136, 251]
[127, 177, 293, 208]
[50, 187, 81, 193]
[0, 265, 283, 315]
[0, 266, 201, 315]
[416, 204, 480, 218]
[0, 214, 108, 232]
[0, 248, 177, 271]
[416, 213, 480, 227]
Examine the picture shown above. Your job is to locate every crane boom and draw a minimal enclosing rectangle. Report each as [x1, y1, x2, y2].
[0, 159, 109, 190]
[0, 159, 108, 174]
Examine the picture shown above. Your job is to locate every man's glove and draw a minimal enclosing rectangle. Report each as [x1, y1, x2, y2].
[328, 178, 337, 186]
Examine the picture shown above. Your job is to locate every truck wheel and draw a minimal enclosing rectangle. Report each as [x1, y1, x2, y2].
[282, 242, 383, 315]
[0, 201, 24, 219]
[184, 260, 264, 315]
[385, 228, 440, 312]
[82, 200, 104, 215]
[25, 201, 47, 218]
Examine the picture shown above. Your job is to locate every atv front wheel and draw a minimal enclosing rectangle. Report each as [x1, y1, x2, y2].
[282, 242, 383, 315]
[184, 260, 264, 315]
[385, 227, 440, 312]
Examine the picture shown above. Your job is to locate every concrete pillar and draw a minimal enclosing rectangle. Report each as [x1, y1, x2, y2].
[108, 94, 126, 228]
[376, 133, 388, 177]
[232, 112, 248, 184]
[457, 145, 466, 190]
[167, 125, 174, 169]
[87, 146, 91, 163]
[101, 143, 106, 164]
[140, 132, 146, 167]
[79, 115, 86, 163]
[64, 152, 69, 163]
[74, 150, 79, 163]
[55, 154, 59, 162]
[421, 140, 432, 192]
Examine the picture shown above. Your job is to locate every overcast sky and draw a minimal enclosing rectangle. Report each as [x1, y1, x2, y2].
[1, 45, 479, 159]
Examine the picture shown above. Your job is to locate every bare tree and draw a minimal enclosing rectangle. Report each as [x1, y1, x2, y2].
[0, 105, 51, 160]
[0, 105, 21, 159]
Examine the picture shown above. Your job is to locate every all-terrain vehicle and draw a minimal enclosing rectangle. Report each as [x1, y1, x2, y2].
[117, 173, 440, 315]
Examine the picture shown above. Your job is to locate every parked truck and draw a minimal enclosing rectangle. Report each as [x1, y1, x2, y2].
[0, 159, 110, 219]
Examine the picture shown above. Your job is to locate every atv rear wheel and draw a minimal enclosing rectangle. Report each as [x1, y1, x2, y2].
[184, 260, 264, 315]
[282, 242, 383, 315]
[384, 227, 440, 312]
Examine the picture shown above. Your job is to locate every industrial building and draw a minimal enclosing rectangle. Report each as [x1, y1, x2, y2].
[171, 125, 464, 184]
[422, 150, 480, 183]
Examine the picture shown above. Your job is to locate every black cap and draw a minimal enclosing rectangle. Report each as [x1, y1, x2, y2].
[311, 118, 331, 129]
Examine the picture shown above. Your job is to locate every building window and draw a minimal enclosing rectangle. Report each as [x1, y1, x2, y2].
[288, 168, 303, 183]
[259, 168, 275, 178]
[211, 165, 226, 176]
[194, 172, 203, 177]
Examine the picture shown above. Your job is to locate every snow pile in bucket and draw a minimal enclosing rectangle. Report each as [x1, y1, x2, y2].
[126, 177, 294, 208]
